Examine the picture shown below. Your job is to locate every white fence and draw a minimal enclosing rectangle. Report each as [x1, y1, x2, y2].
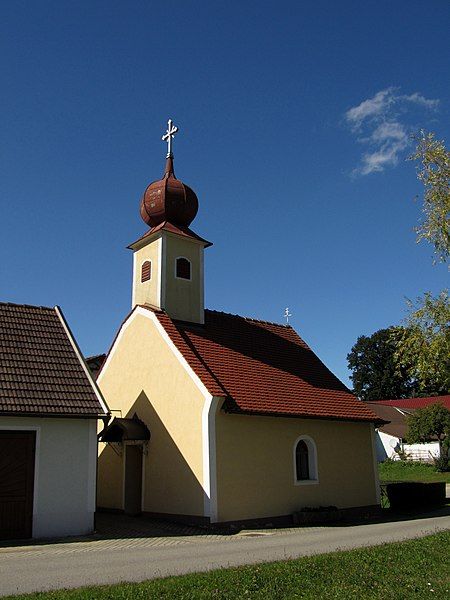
[376, 430, 440, 463]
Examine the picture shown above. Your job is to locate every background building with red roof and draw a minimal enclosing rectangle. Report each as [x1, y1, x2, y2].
[367, 395, 449, 462]
[370, 395, 450, 410]
[96, 123, 381, 524]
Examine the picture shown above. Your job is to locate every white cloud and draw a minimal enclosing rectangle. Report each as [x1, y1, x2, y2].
[401, 92, 440, 110]
[358, 140, 409, 176]
[370, 121, 407, 143]
[345, 88, 439, 176]
[345, 88, 395, 129]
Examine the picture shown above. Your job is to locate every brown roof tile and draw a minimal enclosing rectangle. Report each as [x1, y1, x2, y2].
[0, 302, 107, 417]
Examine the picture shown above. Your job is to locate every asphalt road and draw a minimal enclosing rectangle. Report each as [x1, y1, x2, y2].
[1, 512, 449, 597]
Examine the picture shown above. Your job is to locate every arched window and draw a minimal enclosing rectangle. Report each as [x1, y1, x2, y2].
[141, 261, 152, 282]
[293, 436, 318, 484]
[175, 257, 191, 280]
[295, 440, 309, 480]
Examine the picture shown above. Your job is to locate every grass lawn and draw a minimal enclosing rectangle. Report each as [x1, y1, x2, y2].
[379, 460, 450, 484]
[5, 531, 450, 599]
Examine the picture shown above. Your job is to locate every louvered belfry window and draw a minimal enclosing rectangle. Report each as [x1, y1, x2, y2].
[176, 257, 191, 280]
[141, 261, 151, 282]
[295, 440, 310, 480]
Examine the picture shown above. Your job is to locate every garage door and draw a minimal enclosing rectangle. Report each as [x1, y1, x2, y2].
[0, 431, 36, 540]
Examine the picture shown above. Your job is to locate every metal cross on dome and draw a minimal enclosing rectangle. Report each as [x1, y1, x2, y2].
[162, 119, 179, 158]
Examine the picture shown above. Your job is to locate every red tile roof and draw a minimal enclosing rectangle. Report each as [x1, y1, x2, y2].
[143, 306, 379, 423]
[371, 395, 450, 410]
[0, 302, 107, 417]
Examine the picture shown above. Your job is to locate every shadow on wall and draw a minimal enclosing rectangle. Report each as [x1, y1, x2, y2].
[97, 390, 207, 520]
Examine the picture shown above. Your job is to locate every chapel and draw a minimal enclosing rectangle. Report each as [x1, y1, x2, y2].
[96, 121, 381, 524]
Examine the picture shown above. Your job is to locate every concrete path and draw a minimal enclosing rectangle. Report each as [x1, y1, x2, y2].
[1, 511, 449, 597]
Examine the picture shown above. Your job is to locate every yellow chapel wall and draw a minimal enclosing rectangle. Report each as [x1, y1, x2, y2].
[97, 311, 206, 516]
[215, 412, 379, 522]
[132, 236, 161, 308]
[163, 234, 203, 324]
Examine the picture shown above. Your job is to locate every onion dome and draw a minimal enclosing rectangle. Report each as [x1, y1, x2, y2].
[140, 156, 199, 228]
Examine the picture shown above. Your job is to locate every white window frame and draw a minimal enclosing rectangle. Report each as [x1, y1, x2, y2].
[293, 434, 319, 486]
[174, 256, 192, 281]
[141, 259, 152, 283]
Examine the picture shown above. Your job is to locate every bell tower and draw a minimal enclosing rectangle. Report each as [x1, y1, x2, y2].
[128, 120, 211, 325]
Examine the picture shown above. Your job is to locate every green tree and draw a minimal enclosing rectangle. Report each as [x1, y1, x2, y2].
[395, 290, 450, 395]
[409, 131, 450, 265]
[406, 403, 450, 461]
[347, 327, 417, 400]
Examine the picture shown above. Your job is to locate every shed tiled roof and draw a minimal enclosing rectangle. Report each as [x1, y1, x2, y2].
[371, 395, 450, 410]
[0, 303, 107, 417]
[143, 306, 379, 423]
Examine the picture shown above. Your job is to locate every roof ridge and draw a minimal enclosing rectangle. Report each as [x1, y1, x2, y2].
[370, 394, 450, 403]
[205, 309, 289, 329]
[0, 301, 55, 311]
[142, 305, 290, 329]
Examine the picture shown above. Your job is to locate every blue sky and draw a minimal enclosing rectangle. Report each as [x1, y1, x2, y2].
[1, 1, 448, 387]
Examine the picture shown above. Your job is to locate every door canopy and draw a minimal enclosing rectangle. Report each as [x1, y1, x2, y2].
[99, 414, 150, 443]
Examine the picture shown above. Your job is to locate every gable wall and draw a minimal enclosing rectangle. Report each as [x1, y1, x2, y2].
[97, 312, 207, 517]
[215, 412, 379, 522]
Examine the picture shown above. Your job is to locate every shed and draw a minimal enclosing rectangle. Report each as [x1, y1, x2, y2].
[0, 302, 109, 540]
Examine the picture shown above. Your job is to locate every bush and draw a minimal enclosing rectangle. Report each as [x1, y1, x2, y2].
[433, 454, 450, 472]
[395, 449, 411, 461]
[386, 481, 446, 510]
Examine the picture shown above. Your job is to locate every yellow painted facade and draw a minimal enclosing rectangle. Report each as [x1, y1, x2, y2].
[97, 311, 206, 516]
[164, 234, 204, 324]
[131, 231, 205, 324]
[215, 412, 379, 522]
[132, 235, 161, 308]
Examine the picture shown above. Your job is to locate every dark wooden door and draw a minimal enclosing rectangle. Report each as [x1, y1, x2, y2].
[0, 431, 36, 540]
[124, 445, 143, 516]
